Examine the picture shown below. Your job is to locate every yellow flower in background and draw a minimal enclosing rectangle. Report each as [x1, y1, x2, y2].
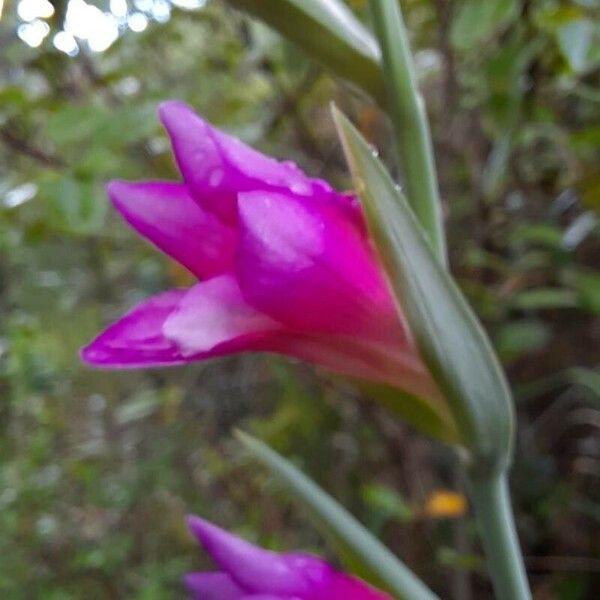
[423, 490, 468, 519]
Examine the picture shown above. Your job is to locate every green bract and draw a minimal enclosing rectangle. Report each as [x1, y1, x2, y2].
[333, 107, 515, 475]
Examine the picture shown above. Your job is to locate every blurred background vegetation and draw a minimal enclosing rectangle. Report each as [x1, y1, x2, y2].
[0, 0, 599, 598]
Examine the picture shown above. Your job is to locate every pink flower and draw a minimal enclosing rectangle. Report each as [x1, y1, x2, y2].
[185, 516, 392, 600]
[81, 101, 438, 402]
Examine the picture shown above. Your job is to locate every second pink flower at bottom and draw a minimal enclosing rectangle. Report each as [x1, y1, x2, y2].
[186, 516, 392, 600]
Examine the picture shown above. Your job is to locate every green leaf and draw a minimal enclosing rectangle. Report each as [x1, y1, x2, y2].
[516, 367, 600, 407]
[362, 483, 415, 523]
[510, 223, 563, 249]
[569, 368, 600, 406]
[42, 176, 107, 235]
[436, 547, 482, 571]
[92, 103, 158, 148]
[495, 320, 551, 361]
[114, 391, 160, 425]
[47, 105, 110, 147]
[570, 271, 600, 315]
[47, 103, 158, 150]
[557, 19, 594, 73]
[511, 288, 578, 311]
[236, 432, 439, 600]
[226, 0, 384, 102]
[450, 0, 519, 52]
[332, 106, 514, 475]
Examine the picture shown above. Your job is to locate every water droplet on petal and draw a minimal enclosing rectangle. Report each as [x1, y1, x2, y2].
[289, 181, 309, 195]
[209, 168, 224, 187]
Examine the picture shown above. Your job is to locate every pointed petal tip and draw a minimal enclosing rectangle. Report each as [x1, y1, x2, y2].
[106, 179, 160, 201]
[79, 342, 95, 365]
[106, 179, 132, 206]
[158, 98, 187, 116]
[80, 338, 112, 367]
[185, 515, 268, 572]
[78, 339, 128, 369]
[158, 100, 200, 129]
[186, 514, 204, 533]
[80, 342, 141, 370]
[186, 515, 225, 547]
[186, 515, 223, 548]
[78, 289, 192, 369]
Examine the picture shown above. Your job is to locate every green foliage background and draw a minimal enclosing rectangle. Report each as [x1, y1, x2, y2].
[0, 0, 598, 598]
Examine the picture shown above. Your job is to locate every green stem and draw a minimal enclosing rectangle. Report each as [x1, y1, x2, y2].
[467, 472, 532, 600]
[368, 0, 446, 265]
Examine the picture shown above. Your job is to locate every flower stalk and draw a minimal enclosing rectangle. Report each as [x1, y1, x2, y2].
[366, 2, 532, 599]
[368, 0, 446, 265]
[467, 473, 532, 600]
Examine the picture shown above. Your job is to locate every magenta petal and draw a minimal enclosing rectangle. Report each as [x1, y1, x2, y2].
[270, 333, 436, 398]
[184, 572, 245, 600]
[239, 596, 295, 600]
[236, 190, 404, 345]
[186, 517, 324, 595]
[162, 275, 280, 356]
[238, 596, 289, 600]
[186, 517, 393, 600]
[278, 554, 393, 600]
[158, 100, 333, 223]
[108, 180, 236, 278]
[81, 279, 433, 396]
[158, 277, 424, 391]
[82, 277, 280, 369]
[302, 569, 394, 600]
[81, 289, 189, 367]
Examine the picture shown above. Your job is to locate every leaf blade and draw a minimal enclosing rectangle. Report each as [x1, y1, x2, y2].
[236, 432, 439, 600]
[226, 0, 385, 102]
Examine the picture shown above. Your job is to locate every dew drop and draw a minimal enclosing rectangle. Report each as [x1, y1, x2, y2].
[289, 181, 308, 195]
[209, 168, 224, 187]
